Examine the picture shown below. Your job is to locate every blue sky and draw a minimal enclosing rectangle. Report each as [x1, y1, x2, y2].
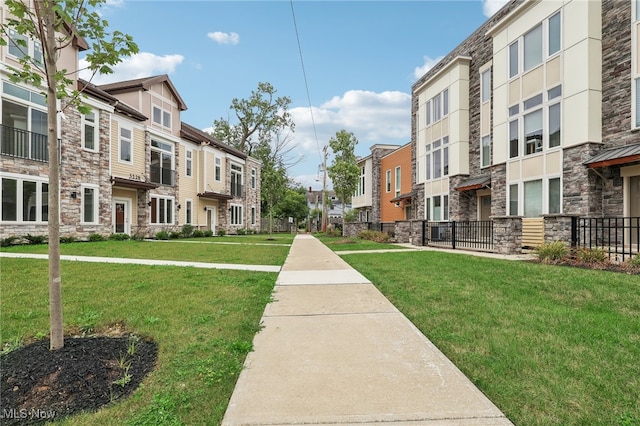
[83, 0, 509, 190]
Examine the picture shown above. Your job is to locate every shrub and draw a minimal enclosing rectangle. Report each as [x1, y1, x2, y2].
[131, 231, 146, 241]
[1, 236, 21, 247]
[24, 234, 47, 245]
[169, 231, 181, 239]
[108, 233, 130, 241]
[155, 231, 169, 240]
[88, 233, 106, 242]
[217, 229, 226, 237]
[181, 224, 194, 238]
[575, 247, 609, 264]
[626, 254, 640, 268]
[237, 228, 247, 235]
[60, 236, 76, 244]
[357, 230, 390, 243]
[534, 240, 569, 264]
[203, 230, 213, 237]
[192, 230, 204, 238]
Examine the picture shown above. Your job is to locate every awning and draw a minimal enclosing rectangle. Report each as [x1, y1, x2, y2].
[110, 176, 158, 190]
[390, 192, 415, 203]
[455, 176, 491, 192]
[584, 143, 640, 168]
[197, 191, 233, 201]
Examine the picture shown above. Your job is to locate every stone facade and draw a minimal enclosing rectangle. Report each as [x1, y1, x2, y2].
[369, 145, 398, 223]
[492, 216, 522, 254]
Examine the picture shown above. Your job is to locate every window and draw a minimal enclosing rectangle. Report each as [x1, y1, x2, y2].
[82, 110, 98, 151]
[509, 184, 518, 216]
[150, 139, 175, 186]
[215, 157, 221, 181]
[356, 166, 365, 196]
[150, 196, 174, 224]
[549, 178, 561, 214]
[152, 106, 171, 128]
[548, 103, 561, 148]
[509, 120, 519, 158]
[425, 146, 431, 181]
[481, 69, 491, 102]
[185, 200, 192, 224]
[430, 195, 449, 221]
[2, 84, 48, 161]
[2, 176, 48, 222]
[185, 150, 193, 177]
[433, 93, 441, 122]
[524, 24, 543, 72]
[443, 136, 449, 176]
[231, 164, 243, 197]
[509, 41, 519, 78]
[119, 127, 132, 163]
[510, 86, 561, 158]
[481, 135, 491, 168]
[82, 185, 98, 224]
[524, 109, 543, 155]
[548, 12, 561, 56]
[251, 168, 257, 189]
[251, 206, 256, 225]
[433, 140, 442, 179]
[524, 179, 542, 217]
[230, 204, 243, 225]
[442, 88, 449, 116]
[395, 167, 401, 197]
[425, 101, 431, 126]
[386, 170, 391, 192]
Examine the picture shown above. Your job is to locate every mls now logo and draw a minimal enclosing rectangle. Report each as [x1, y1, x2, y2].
[1, 408, 56, 420]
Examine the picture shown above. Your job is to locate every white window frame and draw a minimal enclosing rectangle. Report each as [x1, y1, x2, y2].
[185, 149, 193, 177]
[510, 176, 562, 217]
[429, 194, 449, 222]
[215, 157, 222, 182]
[7, 29, 42, 64]
[251, 206, 256, 225]
[81, 184, 99, 224]
[185, 199, 193, 224]
[481, 69, 491, 103]
[1, 174, 48, 223]
[82, 108, 98, 152]
[395, 166, 401, 197]
[385, 170, 391, 192]
[481, 135, 492, 168]
[509, 11, 561, 79]
[425, 100, 431, 126]
[152, 105, 171, 129]
[150, 195, 175, 225]
[230, 204, 243, 226]
[251, 168, 256, 189]
[119, 125, 133, 164]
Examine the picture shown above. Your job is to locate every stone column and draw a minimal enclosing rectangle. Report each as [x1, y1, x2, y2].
[492, 216, 522, 254]
[543, 214, 578, 246]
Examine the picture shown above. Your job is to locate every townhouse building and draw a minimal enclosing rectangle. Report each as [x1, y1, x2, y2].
[381, 142, 413, 222]
[411, 0, 640, 254]
[1, 6, 260, 240]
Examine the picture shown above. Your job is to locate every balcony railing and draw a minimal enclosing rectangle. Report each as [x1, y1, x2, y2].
[1, 124, 48, 162]
[231, 182, 243, 197]
[149, 165, 176, 186]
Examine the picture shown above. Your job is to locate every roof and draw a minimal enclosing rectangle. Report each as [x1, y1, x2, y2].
[110, 176, 158, 190]
[584, 143, 640, 168]
[390, 192, 416, 203]
[198, 191, 233, 201]
[98, 75, 188, 111]
[79, 79, 147, 121]
[180, 122, 246, 159]
[455, 176, 491, 192]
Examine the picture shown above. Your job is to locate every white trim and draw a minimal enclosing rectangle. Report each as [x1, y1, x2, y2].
[113, 197, 131, 235]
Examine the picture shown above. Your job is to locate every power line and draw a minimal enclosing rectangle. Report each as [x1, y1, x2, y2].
[289, 0, 322, 164]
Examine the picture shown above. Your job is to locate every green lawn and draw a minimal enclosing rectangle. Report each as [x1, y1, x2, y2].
[1, 258, 277, 425]
[314, 235, 407, 251]
[1, 238, 291, 265]
[341, 250, 640, 426]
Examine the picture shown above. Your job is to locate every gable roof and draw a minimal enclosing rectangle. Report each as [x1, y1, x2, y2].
[78, 79, 147, 121]
[180, 122, 246, 159]
[98, 74, 187, 111]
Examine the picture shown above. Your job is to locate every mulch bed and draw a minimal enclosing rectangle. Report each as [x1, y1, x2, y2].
[0, 335, 157, 425]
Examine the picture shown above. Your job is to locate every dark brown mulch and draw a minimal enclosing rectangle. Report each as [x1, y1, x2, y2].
[530, 257, 640, 274]
[0, 335, 157, 425]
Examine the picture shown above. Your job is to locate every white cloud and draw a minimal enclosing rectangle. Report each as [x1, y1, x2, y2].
[79, 52, 184, 84]
[207, 31, 240, 45]
[482, 0, 510, 17]
[413, 55, 444, 80]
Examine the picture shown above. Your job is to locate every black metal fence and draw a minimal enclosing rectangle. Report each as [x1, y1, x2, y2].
[1, 124, 49, 162]
[368, 222, 395, 237]
[573, 217, 640, 262]
[420, 220, 494, 251]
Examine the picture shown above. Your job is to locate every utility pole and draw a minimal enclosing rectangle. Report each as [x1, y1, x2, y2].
[321, 145, 328, 233]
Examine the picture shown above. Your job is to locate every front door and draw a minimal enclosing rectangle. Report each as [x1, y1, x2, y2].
[479, 195, 491, 221]
[114, 200, 130, 234]
[206, 208, 216, 232]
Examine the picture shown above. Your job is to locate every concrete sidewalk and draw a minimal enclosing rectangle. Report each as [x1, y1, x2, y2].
[222, 234, 513, 425]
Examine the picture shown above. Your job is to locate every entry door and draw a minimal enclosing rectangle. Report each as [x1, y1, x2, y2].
[206, 208, 216, 231]
[479, 195, 491, 221]
[631, 176, 640, 244]
[114, 200, 130, 234]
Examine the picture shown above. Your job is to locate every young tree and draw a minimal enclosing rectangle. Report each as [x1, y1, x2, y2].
[275, 186, 309, 229]
[327, 129, 360, 230]
[1, 0, 138, 350]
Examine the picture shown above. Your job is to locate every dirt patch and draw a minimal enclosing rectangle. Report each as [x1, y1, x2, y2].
[1, 335, 157, 425]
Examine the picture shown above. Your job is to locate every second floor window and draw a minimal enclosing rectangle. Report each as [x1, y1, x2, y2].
[119, 127, 132, 163]
[426, 137, 449, 180]
[509, 86, 561, 158]
[215, 157, 221, 181]
[509, 11, 561, 78]
[151, 140, 175, 186]
[185, 150, 192, 177]
[356, 166, 365, 196]
[481, 136, 491, 168]
[231, 164, 243, 197]
[251, 168, 256, 189]
[152, 106, 171, 129]
[2, 95, 48, 162]
[386, 170, 391, 192]
[7, 29, 43, 65]
[82, 110, 98, 151]
[395, 167, 401, 197]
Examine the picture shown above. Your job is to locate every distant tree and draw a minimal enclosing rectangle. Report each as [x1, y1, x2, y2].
[1, 0, 138, 350]
[327, 130, 360, 230]
[275, 186, 309, 226]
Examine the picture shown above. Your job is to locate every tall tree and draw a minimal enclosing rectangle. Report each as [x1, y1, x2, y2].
[327, 129, 360, 230]
[275, 186, 309, 228]
[1, 0, 138, 350]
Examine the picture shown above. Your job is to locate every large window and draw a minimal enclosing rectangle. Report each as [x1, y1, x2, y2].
[523, 24, 542, 72]
[2, 84, 48, 162]
[231, 164, 243, 197]
[428, 194, 449, 221]
[150, 196, 174, 224]
[152, 106, 171, 129]
[82, 109, 98, 151]
[82, 185, 99, 223]
[230, 204, 243, 225]
[509, 86, 561, 158]
[509, 12, 561, 77]
[425, 89, 449, 126]
[119, 127, 132, 163]
[510, 177, 561, 217]
[426, 137, 449, 180]
[150, 139, 175, 186]
[356, 166, 365, 196]
[1, 176, 48, 222]
[7, 29, 42, 64]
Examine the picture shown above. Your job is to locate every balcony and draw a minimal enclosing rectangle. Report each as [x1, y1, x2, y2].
[150, 165, 176, 186]
[231, 182, 243, 197]
[1, 124, 48, 162]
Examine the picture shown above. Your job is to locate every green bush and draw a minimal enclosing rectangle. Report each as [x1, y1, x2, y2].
[356, 230, 390, 243]
[88, 233, 106, 242]
[1, 236, 21, 247]
[169, 231, 181, 239]
[60, 236, 76, 243]
[192, 230, 204, 238]
[237, 228, 247, 235]
[181, 224, 194, 238]
[534, 240, 569, 264]
[155, 231, 169, 240]
[575, 247, 609, 264]
[108, 233, 130, 241]
[203, 230, 213, 237]
[626, 254, 640, 268]
[217, 229, 226, 237]
[24, 234, 47, 245]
